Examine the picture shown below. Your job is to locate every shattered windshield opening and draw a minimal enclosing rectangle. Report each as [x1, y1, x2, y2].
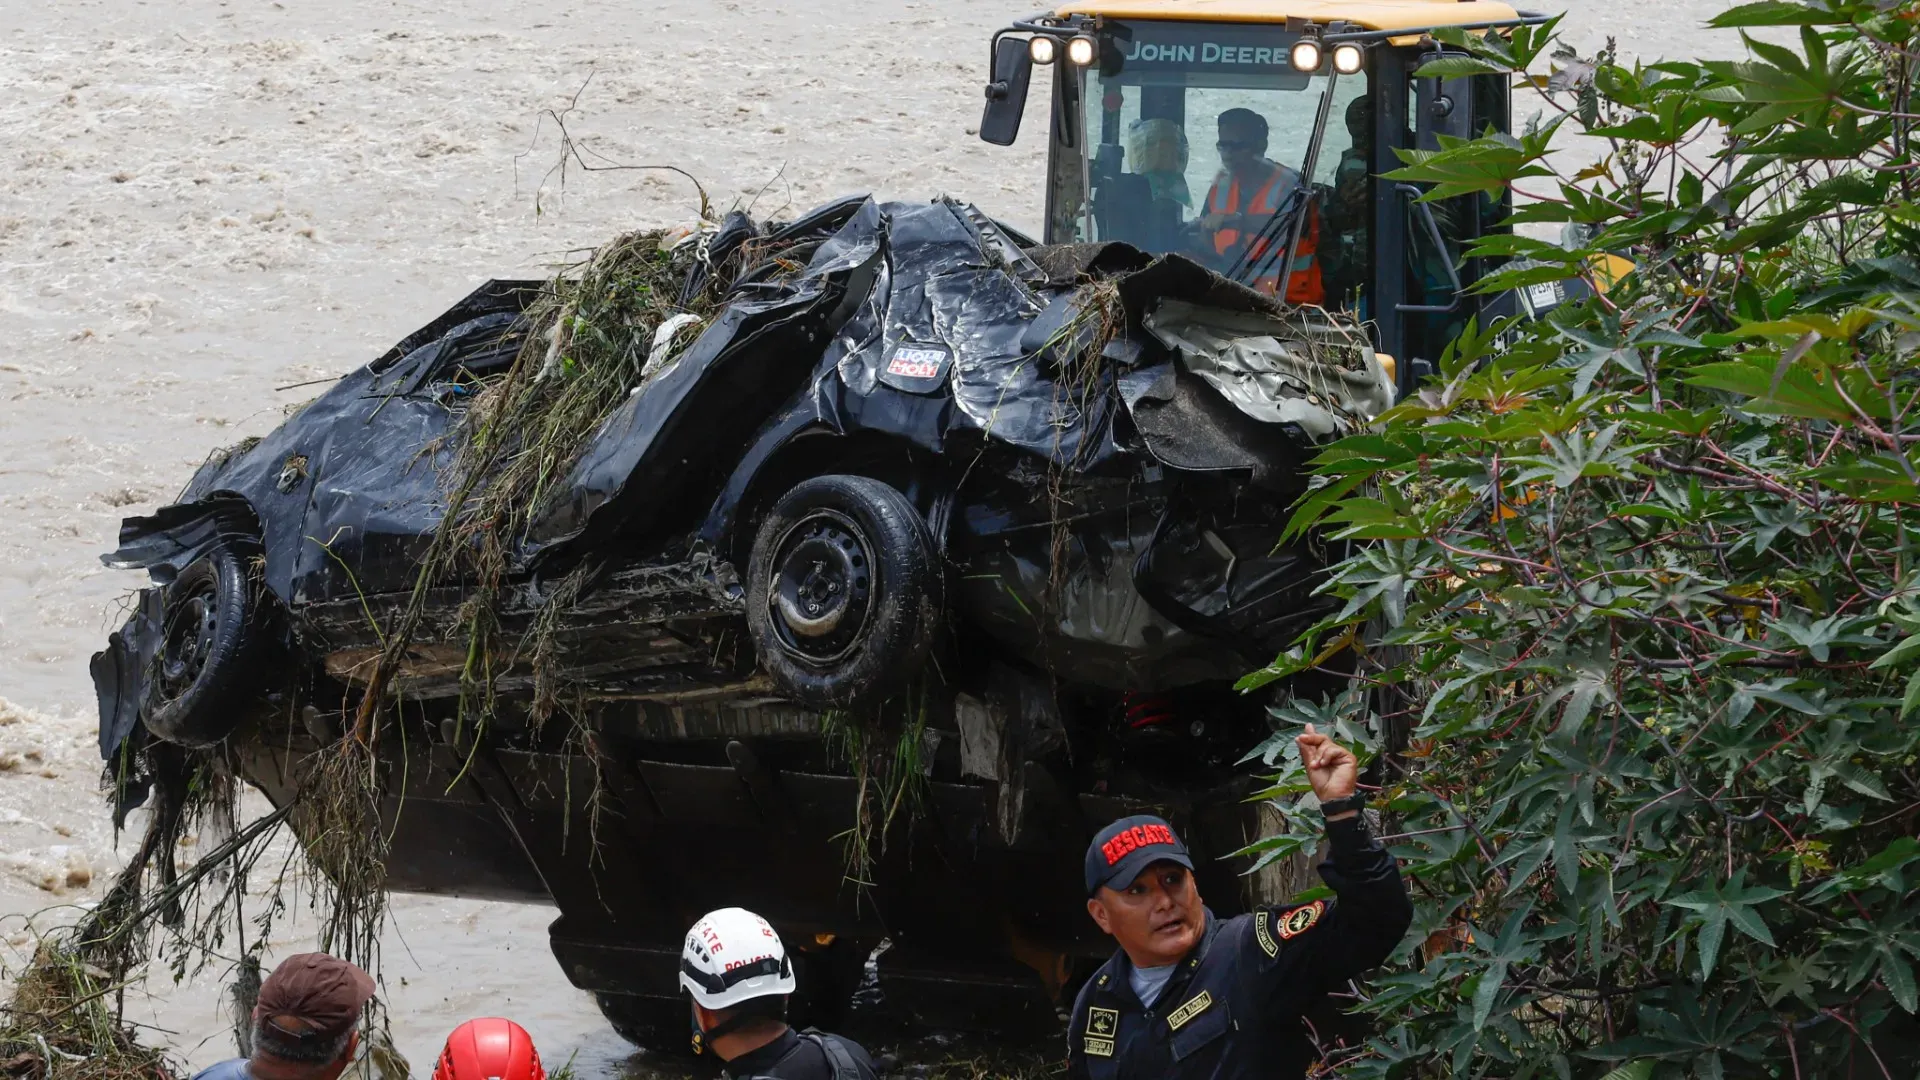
[1050, 21, 1369, 310]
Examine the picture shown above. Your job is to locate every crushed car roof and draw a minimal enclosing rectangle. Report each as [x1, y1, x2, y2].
[103, 196, 1390, 605]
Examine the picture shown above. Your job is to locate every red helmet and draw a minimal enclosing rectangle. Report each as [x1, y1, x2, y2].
[433, 1019, 545, 1080]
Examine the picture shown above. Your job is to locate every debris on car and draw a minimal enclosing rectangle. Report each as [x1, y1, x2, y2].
[93, 193, 1393, 1040]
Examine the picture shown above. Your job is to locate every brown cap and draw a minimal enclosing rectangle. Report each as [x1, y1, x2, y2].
[253, 953, 376, 1040]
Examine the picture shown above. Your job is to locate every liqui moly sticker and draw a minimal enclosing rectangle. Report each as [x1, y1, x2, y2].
[879, 343, 952, 394]
[886, 346, 947, 379]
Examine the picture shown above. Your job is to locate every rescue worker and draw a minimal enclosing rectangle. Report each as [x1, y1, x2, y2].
[679, 907, 878, 1080]
[191, 953, 376, 1080]
[1323, 95, 1376, 306]
[1331, 95, 1374, 230]
[1067, 724, 1413, 1079]
[432, 1018, 545, 1080]
[1199, 108, 1327, 305]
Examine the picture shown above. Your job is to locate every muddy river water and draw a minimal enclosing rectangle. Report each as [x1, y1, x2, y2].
[0, 0, 1765, 1072]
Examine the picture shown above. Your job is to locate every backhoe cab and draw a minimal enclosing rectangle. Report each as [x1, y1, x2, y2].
[982, 0, 1556, 394]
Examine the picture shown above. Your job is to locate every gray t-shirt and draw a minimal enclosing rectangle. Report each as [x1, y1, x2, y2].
[1129, 962, 1177, 1007]
[191, 1059, 250, 1080]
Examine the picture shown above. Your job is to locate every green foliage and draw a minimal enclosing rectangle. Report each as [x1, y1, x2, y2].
[1251, 2, 1920, 1075]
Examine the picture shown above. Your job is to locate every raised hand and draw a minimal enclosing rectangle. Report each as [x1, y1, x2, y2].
[1295, 723, 1360, 817]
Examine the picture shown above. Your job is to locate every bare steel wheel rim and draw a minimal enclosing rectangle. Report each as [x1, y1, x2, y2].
[157, 580, 221, 703]
[766, 508, 875, 666]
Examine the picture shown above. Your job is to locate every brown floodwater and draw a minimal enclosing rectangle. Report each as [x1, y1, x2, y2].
[0, 0, 1770, 1072]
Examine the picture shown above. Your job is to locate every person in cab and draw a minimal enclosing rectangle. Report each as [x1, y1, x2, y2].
[1200, 108, 1327, 306]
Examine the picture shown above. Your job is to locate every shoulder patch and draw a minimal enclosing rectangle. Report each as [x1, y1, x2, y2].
[1254, 910, 1278, 957]
[1166, 990, 1213, 1031]
[1278, 900, 1326, 940]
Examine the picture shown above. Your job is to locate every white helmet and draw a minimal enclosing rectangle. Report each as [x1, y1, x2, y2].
[679, 907, 796, 1010]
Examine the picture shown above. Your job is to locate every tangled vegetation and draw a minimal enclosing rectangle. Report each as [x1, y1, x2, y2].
[1245, 2, 1920, 1076]
[333, 213, 958, 888]
[1, 948, 175, 1080]
[2, 744, 294, 1080]
[362, 225, 741, 736]
[4, 221, 722, 1064]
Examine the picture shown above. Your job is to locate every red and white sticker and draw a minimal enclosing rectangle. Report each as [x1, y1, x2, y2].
[886, 346, 947, 380]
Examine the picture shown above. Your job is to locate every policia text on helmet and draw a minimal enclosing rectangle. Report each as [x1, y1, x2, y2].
[678, 908, 879, 1080]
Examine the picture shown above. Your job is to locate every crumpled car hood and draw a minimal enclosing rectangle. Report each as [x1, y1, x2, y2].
[1144, 298, 1393, 439]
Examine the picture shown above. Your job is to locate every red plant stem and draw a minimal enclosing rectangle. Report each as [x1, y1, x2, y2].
[1822, 1008, 1895, 1080]
[1734, 720, 1817, 782]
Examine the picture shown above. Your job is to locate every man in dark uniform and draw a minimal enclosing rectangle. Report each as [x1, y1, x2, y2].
[1068, 724, 1413, 1079]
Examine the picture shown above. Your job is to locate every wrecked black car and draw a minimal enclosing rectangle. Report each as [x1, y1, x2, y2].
[93, 194, 1391, 1040]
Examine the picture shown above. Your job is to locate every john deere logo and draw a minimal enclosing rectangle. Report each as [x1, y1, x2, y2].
[1121, 40, 1295, 68]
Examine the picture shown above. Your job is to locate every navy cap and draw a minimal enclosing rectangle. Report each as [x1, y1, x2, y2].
[1085, 815, 1194, 896]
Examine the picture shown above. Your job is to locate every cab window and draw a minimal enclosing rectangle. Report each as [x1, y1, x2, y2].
[1048, 21, 1370, 312]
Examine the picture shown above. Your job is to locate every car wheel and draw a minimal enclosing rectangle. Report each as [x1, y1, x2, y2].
[142, 544, 263, 748]
[593, 992, 692, 1054]
[746, 474, 940, 709]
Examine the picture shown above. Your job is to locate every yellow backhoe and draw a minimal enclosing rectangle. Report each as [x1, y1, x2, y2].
[980, 0, 1570, 392]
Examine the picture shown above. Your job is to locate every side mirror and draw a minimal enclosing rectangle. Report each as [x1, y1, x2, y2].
[980, 36, 1034, 147]
[1414, 69, 1473, 151]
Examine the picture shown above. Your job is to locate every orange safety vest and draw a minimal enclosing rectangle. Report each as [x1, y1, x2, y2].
[1207, 162, 1326, 306]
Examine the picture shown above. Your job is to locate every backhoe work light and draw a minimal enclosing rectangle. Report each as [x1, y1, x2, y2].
[1332, 42, 1365, 74]
[1066, 35, 1098, 66]
[1028, 35, 1057, 65]
[1289, 39, 1323, 72]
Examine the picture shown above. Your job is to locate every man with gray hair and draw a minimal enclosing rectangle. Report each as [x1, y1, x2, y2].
[192, 953, 376, 1080]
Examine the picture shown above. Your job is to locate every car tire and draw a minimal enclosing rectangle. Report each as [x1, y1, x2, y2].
[746, 474, 940, 710]
[142, 544, 263, 748]
[593, 992, 691, 1054]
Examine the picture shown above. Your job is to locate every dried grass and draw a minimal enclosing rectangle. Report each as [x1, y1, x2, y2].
[1041, 281, 1126, 608]
[292, 740, 387, 969]
[4, 748, 289, 1080]
[357, 218, 803, 741]
[821, 679, 935, 890]
[0, 946, 176, 1080]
